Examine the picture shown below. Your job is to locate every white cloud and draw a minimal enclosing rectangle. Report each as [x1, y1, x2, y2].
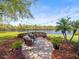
[55, 6, 79, 19]
[25, 6, 79, 26]
[11, 1, 79, 26]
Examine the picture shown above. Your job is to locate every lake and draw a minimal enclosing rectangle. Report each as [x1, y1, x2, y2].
[23, 30, 73, 35]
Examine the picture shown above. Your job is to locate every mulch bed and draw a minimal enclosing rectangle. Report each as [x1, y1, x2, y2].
[1, 36, 79, 59]
[0, 38, 26, 59]
[52, 43, 79, 59]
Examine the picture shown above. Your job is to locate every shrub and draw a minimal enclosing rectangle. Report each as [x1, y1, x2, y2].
[11, 40, 22, 49]
[75, 32, 79, 36]
[50, 36, 63, 49]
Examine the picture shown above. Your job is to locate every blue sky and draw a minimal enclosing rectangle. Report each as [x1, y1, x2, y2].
[12, 0, 79, 26]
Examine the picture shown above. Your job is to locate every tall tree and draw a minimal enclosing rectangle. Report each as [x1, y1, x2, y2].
[56, 17, 71, 42]
[0, 0, 36, 21]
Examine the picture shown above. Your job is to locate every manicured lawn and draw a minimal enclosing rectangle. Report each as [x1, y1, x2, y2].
[0, 32, 78, 47]
[0, 32, 78, 42]
[0, 32, 21, 41]
[48, 34, 78, 47]
[48, 34, 78, 42]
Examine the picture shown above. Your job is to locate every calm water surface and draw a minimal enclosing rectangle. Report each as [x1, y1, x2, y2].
[23, 30, 72, 35]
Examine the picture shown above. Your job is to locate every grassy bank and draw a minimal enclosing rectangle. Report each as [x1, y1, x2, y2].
[0, 32, 21, 41]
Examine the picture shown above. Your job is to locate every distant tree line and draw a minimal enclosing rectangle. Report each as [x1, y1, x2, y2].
[0, 24, 54, 31]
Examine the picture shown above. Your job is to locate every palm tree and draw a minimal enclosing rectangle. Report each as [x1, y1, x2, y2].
[70, 20, 79, 42]
[70, 20, 79, 54]
[56, 17, 71, 42]
[0, 0, 36, 21]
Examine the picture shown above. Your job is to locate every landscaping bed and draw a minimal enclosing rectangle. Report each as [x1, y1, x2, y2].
[52, 43, 79, 59]
[0, 32, 50, 59]
[0, 38, 25, 59]
[0, 32, 79, 59]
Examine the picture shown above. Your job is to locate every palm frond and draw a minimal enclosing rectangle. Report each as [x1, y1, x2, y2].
[0, 0, 36, 21]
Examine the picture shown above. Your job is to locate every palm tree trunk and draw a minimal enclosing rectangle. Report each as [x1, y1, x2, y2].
[64, 32, 67, 41]
[62, 32, 65, 38]
[70, 33, 74, 42]
[70, 30, 76, 43]
[62, 31, 67, 43]
[77, 30, 79, 55]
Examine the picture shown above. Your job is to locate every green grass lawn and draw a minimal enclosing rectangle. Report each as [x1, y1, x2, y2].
[0, 32, 78, 47]
[48, 34, 78, 42]
[48, 34, 78, 47]
[0, 32, 78, 42]
[0, 32, 21, 41]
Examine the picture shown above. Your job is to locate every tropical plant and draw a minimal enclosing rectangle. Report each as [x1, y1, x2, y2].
[50, 36, 63, 49]
[56, 17, 71, 42]
[70, 20, 79, 42]
[69, 20, 79, 54]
